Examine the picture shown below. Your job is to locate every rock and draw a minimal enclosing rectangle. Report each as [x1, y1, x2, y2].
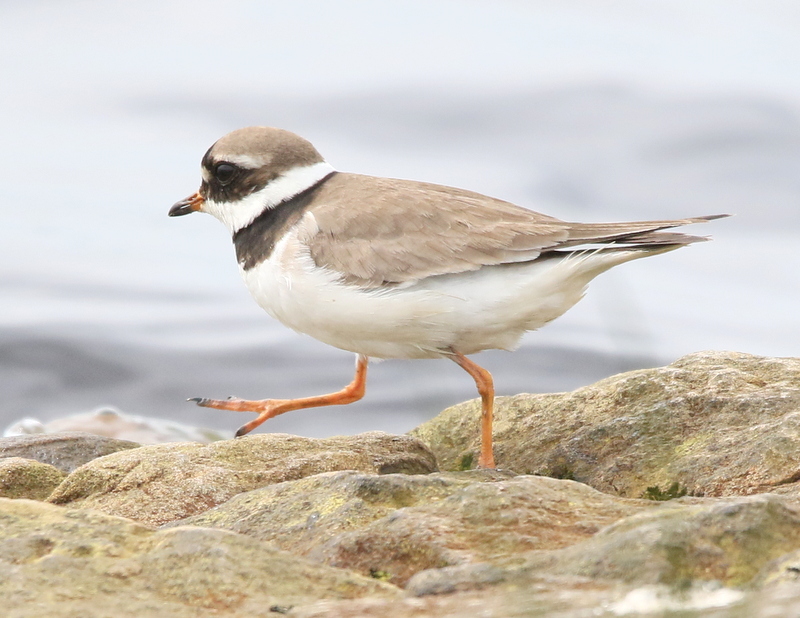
[0, 498, 398, 617]
[752, 547, 800, 588]
[4, 406, 234, 444]
[0, 432, 141, 474]
[313, 474, 647, 587]
[412, 351, 800, 498]
[289, 579, 749, 618]
[2, 418, 46, 435]
[522, 493, 800, 588]
[734, 584, 800, 617]
[0, 457, 65, 500]
[170, 469, 511, 553]
[287, 491, 800, 616]
[607, 584, 746, 615]
[173, 471, 648, 587]
[289, 579, 800, 618]
[405, 563, 506, 596]
[49, 432, 437, 526]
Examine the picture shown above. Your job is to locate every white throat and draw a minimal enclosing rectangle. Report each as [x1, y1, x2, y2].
[203, 161, 335, 234]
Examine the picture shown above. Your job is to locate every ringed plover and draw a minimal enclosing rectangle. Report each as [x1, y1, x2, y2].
[170, 126, 726, 469]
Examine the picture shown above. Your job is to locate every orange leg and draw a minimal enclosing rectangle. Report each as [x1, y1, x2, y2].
[450, 350, 496, 469]
[191, 355, 369, 437]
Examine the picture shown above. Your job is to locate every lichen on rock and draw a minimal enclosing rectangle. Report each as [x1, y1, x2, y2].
[0, 457, 65, 500]
[0, 498, 398, 617]
[48, 432, 437, 526]
[172, 470, 649, 586]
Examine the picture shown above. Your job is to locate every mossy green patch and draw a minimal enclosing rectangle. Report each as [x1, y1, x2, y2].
[642, 482, 689, 501]
[369, 569, 392, 582]
[457, 452, 474, 471]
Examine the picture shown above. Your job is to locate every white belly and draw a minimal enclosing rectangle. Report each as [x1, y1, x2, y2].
[241, 230, 647, 359]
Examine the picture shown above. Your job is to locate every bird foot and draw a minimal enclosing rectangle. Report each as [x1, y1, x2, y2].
[187, 396, 270, 412]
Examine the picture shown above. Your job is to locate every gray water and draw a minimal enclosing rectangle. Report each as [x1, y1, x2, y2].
[2, 1, 798, 437]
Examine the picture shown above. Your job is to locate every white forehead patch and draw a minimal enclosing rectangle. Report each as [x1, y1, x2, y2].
[216, 153, 265, 169]
[201, 160, 336, 235]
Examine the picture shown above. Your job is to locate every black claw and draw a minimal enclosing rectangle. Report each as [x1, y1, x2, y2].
[234, 426, 249, 438]
[227, 396, 237, 401]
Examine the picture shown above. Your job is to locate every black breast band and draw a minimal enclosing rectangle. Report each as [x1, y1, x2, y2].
[233, 172, 337, 271]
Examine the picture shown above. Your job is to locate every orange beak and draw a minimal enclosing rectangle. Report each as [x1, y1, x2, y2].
[169, 192, 205, 217]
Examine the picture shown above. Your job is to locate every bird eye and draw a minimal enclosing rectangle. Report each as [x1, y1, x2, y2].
[215, 163, 238, 185]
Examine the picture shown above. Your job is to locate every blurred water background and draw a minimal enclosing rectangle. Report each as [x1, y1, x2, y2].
[1, 0, 798, 437]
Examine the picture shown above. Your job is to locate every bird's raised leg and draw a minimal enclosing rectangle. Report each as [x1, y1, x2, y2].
[450, 350, 496, 469]
[191, 354, 369, 437]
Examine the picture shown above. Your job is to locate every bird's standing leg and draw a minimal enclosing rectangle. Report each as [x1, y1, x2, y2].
[449, 350, 496, 469]
[191, 354, 369, 437]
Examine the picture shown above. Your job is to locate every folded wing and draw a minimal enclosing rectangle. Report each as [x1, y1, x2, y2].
[305, 173, 727, 288]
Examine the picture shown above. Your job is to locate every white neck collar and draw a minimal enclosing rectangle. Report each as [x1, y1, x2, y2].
[202, 160, 335, 234]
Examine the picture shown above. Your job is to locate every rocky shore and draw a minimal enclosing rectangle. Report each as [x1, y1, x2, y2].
[2, 351, 800, 616]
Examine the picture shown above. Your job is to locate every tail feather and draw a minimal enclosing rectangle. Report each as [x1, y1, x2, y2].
[607, 231, 711, 246]
[558, 214, 729, 249]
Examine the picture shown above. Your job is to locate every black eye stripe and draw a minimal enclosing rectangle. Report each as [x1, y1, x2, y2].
[202, 162, 286, 203]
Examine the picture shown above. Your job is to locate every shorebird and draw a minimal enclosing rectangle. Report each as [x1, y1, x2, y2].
[170, 126, 725, 468]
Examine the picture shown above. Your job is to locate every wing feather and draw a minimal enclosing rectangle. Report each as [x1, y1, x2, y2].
[302, 173, 726, 288]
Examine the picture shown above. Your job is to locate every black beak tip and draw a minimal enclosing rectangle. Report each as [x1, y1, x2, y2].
[169, 201, 192, 217]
